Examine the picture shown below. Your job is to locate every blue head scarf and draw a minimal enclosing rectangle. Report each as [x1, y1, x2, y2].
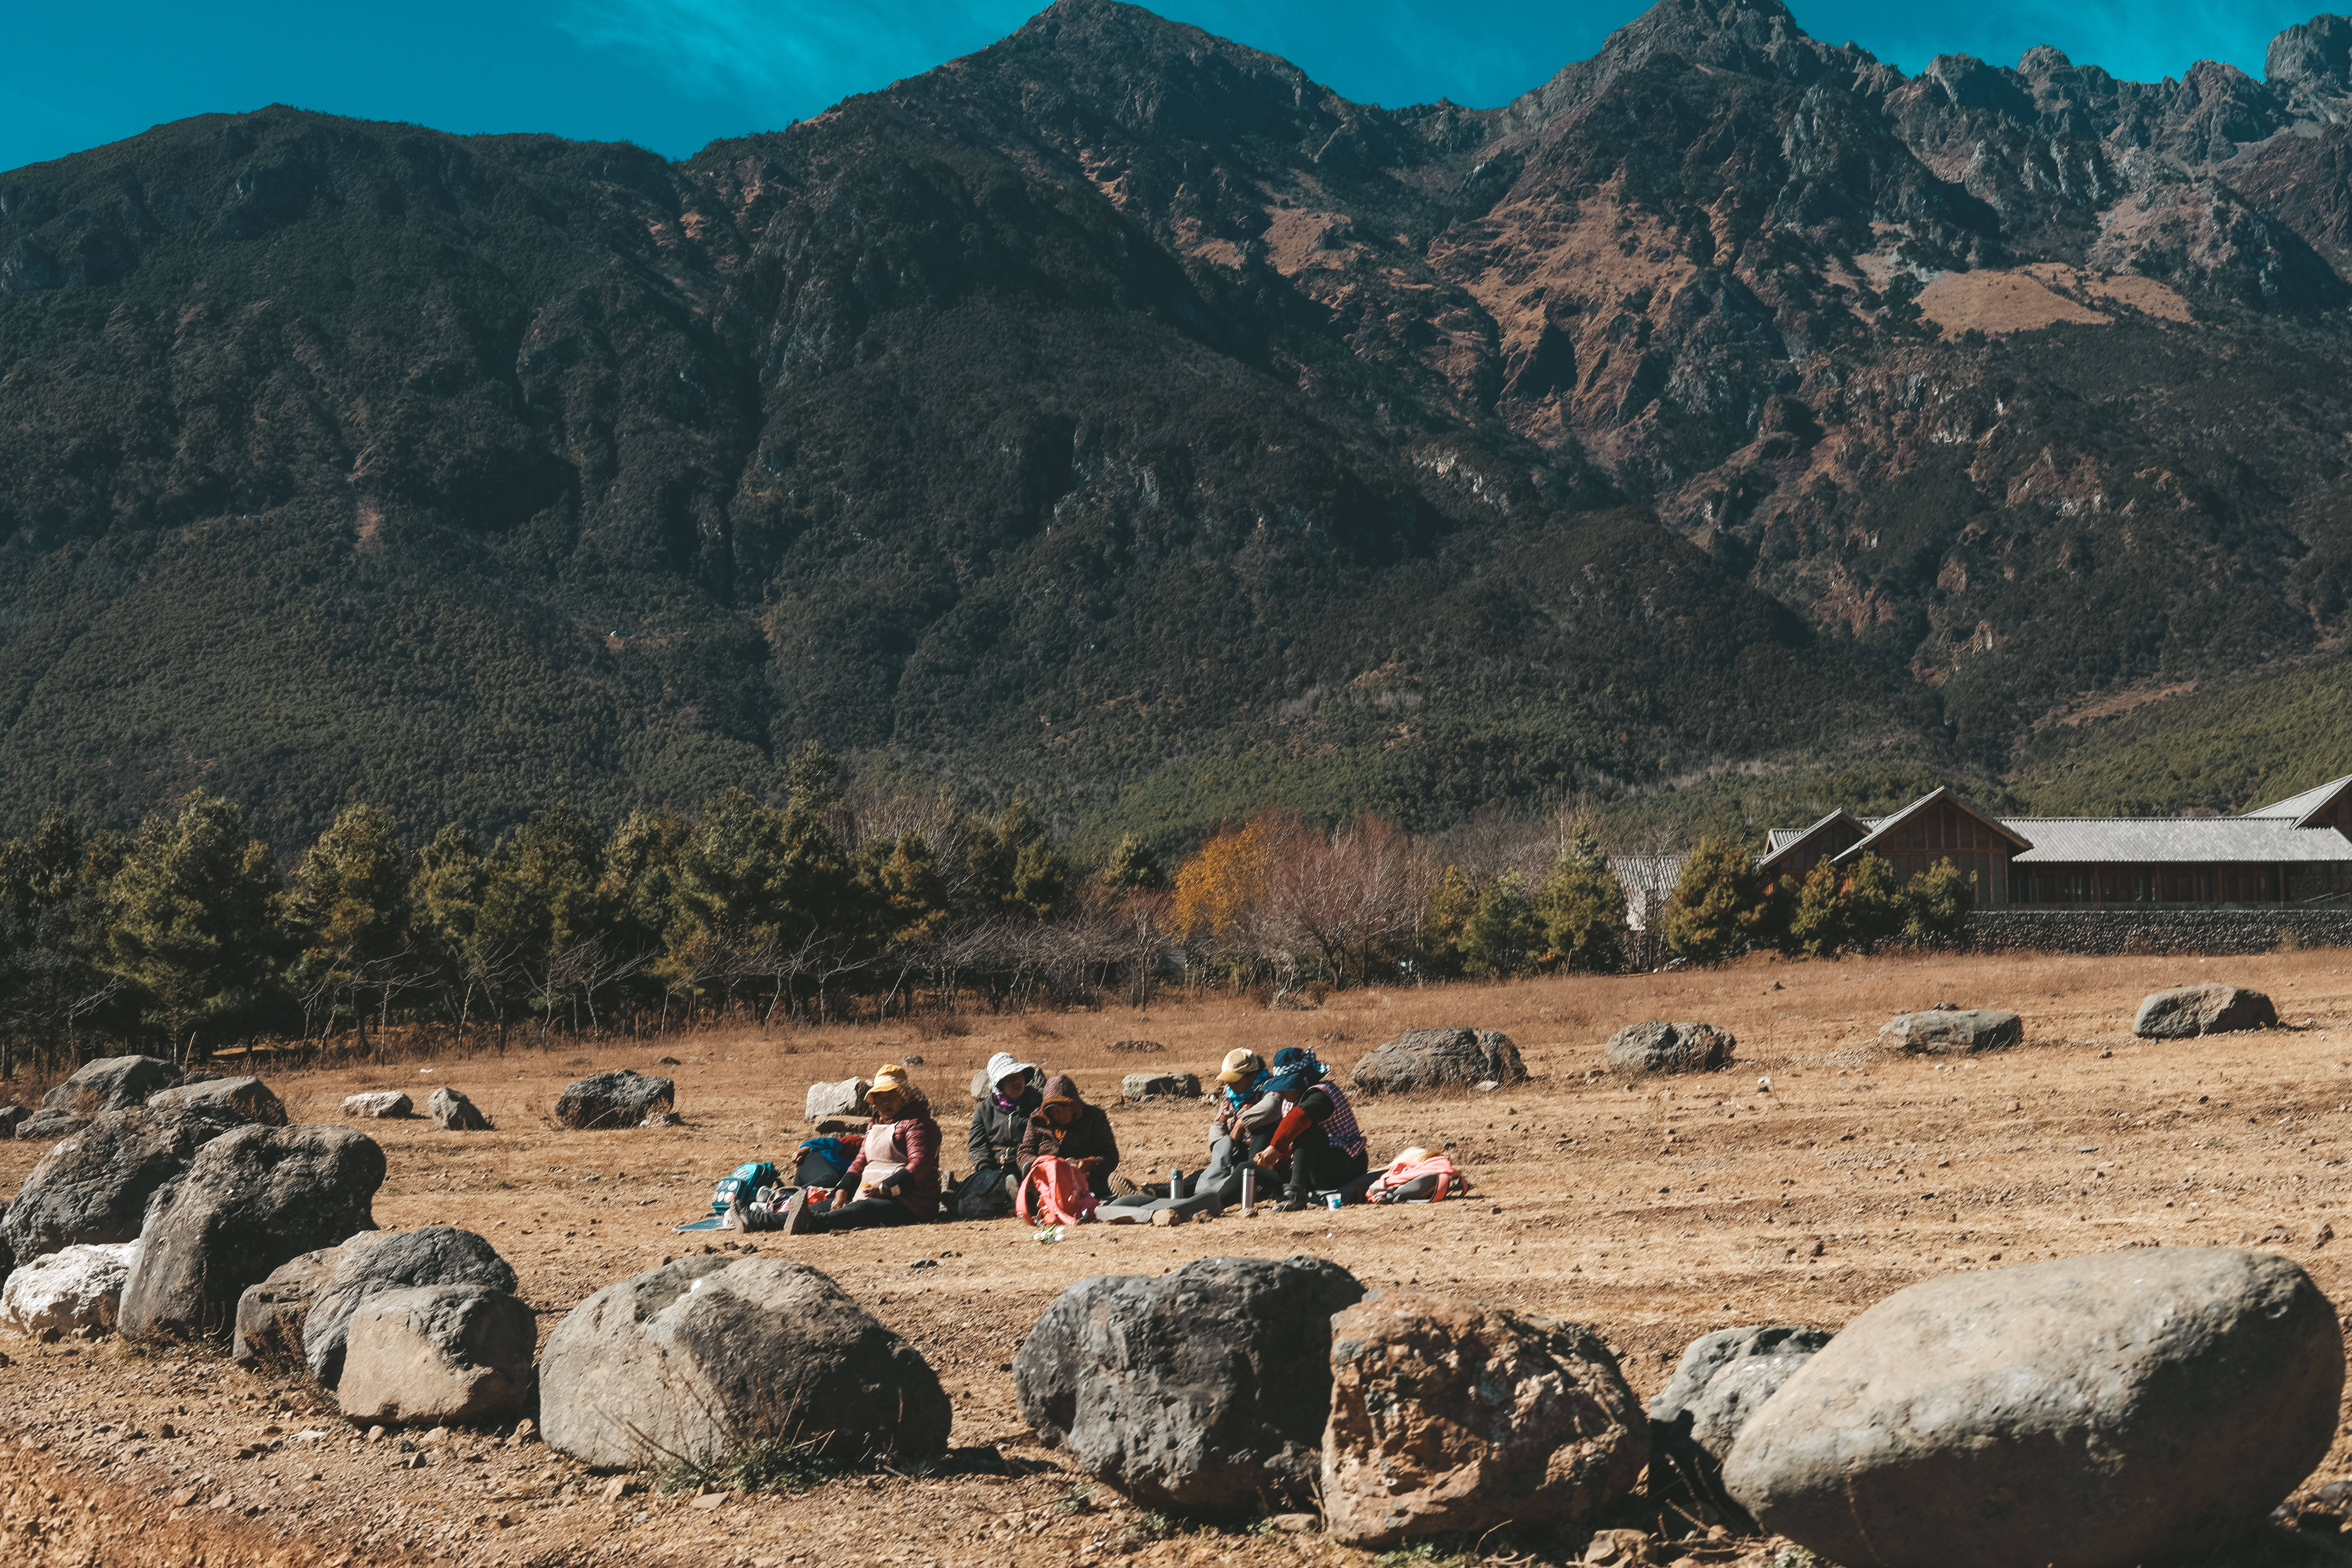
[1259, 1047, 1325, 1097]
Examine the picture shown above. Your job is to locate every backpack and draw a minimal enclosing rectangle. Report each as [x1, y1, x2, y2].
[1367, 1152, 1470, 1204]
[955, 1164, 1016, 1221]
[710, 1161, 782, 1214]
[1016, 1155, 1099, 1227]
[792, 1137, 858, 1189]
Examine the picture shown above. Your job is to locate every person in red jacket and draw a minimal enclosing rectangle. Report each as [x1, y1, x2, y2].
[783, 1064, 940, 1233]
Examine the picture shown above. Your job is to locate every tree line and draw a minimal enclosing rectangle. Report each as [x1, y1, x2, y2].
[0, 754, 1977, 1078]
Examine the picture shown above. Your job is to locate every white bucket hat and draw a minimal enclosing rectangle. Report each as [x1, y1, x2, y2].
[986, 1051, 1037, 1090]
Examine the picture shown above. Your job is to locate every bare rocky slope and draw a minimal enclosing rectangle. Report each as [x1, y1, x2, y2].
[4, 0, 2352, 848]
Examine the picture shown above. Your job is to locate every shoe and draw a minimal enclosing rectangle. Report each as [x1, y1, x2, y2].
[782, 1189, 816, 1236]
[1108, 1174, 1142, 1198]
[1275, 1196, 1307, 1213]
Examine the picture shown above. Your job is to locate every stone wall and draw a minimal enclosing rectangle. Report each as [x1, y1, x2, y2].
[1967, 909, 2352, 956]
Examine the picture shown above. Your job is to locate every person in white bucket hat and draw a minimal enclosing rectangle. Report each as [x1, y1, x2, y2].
[960, 1051, 1040, 1214]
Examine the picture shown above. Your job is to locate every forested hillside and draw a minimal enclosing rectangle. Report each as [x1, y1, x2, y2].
[4, 0, 2352, 858]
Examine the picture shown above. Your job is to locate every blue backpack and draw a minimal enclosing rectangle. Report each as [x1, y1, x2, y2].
[710, 1160, 782, 1214]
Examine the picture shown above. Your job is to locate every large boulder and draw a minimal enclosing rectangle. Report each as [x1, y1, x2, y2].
[146, 1076, 287, 1125]
[335, 1284, 537, 1426]
[119, 1124, 386, 1340]
[232, 1246, 346, 1368]
[2134, 985, 2278, 1039]
[11, 1110, 92, 1142]
[1724, 1249, 2343, 1568]
[1121, 1071, 1201, 1101]
[1604, 1021, 1735, 1074]
[1016, 1254, 1365, 1513]
[555, 1070, 674, 1129]
[1878, 1009, 2021, 1056]
[427, 1087, 492, 1132]
[1322, 1289, 1646, 1548]
[1, 1241, 140, 1337]
[1350, 1029, 1528, 1095]
[303, 1225, 517, 1386]
[340, 1091, 412, 1119]
[806, 1077, 869, 1124]
[39, 1056, 183, 1119]
[1649, 1325, 1834, 1464]
[540, 1256, 948, 1468]
[0, 1106, 246, 1263]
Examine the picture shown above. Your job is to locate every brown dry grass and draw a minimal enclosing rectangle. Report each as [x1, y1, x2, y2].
[9, 948, 2352, 1566]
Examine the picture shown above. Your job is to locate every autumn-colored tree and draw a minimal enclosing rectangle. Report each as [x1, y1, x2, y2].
[1171, 814, 1273, 948]
[1903, 858, 1977, 944]
[1842, 853, 1906, 953]
[1784, 859, 1846, 956]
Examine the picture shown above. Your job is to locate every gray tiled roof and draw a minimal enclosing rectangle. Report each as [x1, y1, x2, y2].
[2001, 817, 2352, 864]
[2243, 774, 2352, 824]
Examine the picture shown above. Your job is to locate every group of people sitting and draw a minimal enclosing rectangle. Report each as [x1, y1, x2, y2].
[731, 1041, 1444, 1234]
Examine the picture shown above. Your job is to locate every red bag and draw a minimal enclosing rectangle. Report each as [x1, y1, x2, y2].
[1367, 1152, 1470, 1203]
[1017, 1155, 1099, 1226]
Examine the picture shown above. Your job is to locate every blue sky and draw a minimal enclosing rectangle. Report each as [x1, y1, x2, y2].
[3, 1, 2333, 173]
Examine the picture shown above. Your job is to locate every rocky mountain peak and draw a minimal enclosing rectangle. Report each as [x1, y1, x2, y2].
[2269, 14, 2352, 99]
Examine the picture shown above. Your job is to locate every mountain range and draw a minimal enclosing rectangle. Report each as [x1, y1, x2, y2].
[5, 0, 2352, 854]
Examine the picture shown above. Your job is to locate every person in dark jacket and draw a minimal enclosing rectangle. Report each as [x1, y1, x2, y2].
[968, 1052, 1039, 1173]
[1015, 1074, 1121, 1197]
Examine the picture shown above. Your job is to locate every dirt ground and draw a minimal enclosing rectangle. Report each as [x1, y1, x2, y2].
[9, 948, 2352, 1568]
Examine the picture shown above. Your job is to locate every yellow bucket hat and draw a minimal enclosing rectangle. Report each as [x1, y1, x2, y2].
[870, 1064, 911, 1096]
[1217, 1048, 1265, 1085]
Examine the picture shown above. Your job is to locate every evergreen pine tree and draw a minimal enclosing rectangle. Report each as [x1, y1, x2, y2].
[1536, 822, 1629, 973]
[1461, 870, 1541, 978]
[106, 792, 281, 1059]
[1661, 837, 1759, 965]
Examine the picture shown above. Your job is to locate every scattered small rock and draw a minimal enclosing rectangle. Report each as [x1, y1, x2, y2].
[1108, 1040, 1166, 1054]
[2133, 985, 2278, 1039]
[1879, 1009, 2022, 1055]
[1604, 1021, 1735, 1075]
[554, 1071, 675, 1130]
[145, 1076, 288, 1126]
[340, 1092, 413, 1120]
[0, 1240, 140, 1337]
[805, 1078, 870, 1125]
[1351, 1029, 1528, 1095]
[427, 1087, 492, 1132]
[1120, 1071, 1202, 1102]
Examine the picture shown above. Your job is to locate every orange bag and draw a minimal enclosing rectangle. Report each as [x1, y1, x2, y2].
[1017, 1155, 1100, 1226]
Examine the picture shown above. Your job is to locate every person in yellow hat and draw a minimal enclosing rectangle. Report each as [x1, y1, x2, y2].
[783, 1064, 940, 1234]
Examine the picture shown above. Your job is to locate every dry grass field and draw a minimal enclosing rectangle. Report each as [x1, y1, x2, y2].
[9, 947, 2352, 1568]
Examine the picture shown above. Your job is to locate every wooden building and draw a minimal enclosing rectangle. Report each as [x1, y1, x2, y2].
[1760, 775, 2352, 910]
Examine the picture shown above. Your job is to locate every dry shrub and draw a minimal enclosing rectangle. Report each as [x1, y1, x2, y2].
[914, 1014, 975, 1040]
[1020, 1018, 1060, 1042]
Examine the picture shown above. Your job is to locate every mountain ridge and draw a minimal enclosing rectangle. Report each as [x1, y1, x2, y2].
[2, 0, 2351, 855]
